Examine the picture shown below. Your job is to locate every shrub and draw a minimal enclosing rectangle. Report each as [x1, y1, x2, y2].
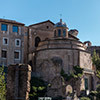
[80, 97, 90, 100]
[29, 76, 48, 100]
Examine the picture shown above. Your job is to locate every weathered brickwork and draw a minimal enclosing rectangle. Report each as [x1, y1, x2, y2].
[26, 21, 54, 64]
[7, 64, 31, 100]
[32, 38, 94, 97]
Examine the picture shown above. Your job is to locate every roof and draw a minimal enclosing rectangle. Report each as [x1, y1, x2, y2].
[0, 18, 25, 26]
[29, 20, 55, 27]
[54, 19, 67, 28]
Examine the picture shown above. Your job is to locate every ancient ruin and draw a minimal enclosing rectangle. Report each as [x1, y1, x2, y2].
[7, 64, 31, 100]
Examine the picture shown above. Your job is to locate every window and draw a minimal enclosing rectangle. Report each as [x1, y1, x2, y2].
[14, 50, 20, 60]
[1, 24, 7, 31]
[2, 50, 7, 58]
[13, 25, 18, 32]
[15, 39, 21, 47]
[58, 29, 61, 37]
[35, 37, 41, 47]
[68, 55, 70, 62]
[3, 37, 8, 45]
[84, 78, 88, 90]
[54, 30, 56, 37]
[63, 29, 66, 37]
[47, 26, 49, 29]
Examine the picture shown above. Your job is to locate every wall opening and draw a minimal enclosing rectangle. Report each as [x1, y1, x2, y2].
[35, 37, 41, 47]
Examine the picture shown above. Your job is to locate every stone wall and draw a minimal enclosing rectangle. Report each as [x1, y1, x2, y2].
[7, 64, 31, 100]
[35, 49, 79, 74]
[27, 21, 54, 63]
[32, 38, 94, 97]
[79, 51, 92, 70]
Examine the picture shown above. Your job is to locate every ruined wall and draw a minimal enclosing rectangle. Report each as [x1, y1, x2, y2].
[79, 51, 92, 70]
[33, 38, 94, 97]
[35, 49, 79, 74]
[7, 64, 31, 100]
[33, 48, 80, 97]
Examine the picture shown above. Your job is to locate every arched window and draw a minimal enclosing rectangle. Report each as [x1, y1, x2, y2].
[35, 37, 41, 47]
[54, 30, 56, 37]
[63, 29, 66, 37]
[58, 29, 61, 37]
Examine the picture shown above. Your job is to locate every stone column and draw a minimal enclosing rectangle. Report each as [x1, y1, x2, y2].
[7, 64, 31, 100]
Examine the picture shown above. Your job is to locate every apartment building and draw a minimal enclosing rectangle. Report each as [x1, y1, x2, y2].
[0, 19, 25, 66]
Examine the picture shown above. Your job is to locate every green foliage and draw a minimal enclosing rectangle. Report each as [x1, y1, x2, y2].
[80, 97, 90, 100]
[29, 76, 48, 100]
[92, 50, 100, 70]
[91, 51, 100, 100]
[96, 70, 100, 79]
[73, 66, 83, 78]
[89, 84, 100, 100]
[0, 65, 6, 100]
[92, 50, 100, 79]
[95, 84, 100, 100]
[89, 90, 97, 96]
[60, 68, 73, 81]
[60, 66, 83, 81]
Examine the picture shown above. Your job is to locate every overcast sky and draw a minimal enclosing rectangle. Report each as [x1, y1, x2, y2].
[0, 0, 100, 45]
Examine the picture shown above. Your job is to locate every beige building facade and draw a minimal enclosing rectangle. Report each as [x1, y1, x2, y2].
[0, 19, 55, 66]
[0, 19, 25, 66]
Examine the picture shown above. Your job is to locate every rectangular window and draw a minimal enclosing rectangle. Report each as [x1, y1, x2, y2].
[2, 50, 7, 58]
[1, 24, 7, 31]
[84, 78, 88, 90]
[17, 40, 19, 45]
[58, 29, 61, 37]
[14, 51, 20, 60]
[3, 37, 8, 45]
[15, 39, 21, 47]
[13, 25, 18, 32]
[63, 29, 66, 37]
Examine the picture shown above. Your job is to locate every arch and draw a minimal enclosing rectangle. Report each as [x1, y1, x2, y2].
[35, 37, 41, 47]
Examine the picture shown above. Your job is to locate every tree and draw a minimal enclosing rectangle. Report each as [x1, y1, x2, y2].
[89, 84, 100, 100]
[91, 50, 100, 100]
[92, 50, 100, 79]
[0, 65, 6, 100]
[92, 50, 100, 70]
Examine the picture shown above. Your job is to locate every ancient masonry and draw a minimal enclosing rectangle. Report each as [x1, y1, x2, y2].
[7, 64, 31, 100]
[31, 19, 95, 97]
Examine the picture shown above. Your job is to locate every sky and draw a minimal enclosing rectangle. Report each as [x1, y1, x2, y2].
[0, 0, 100, 45]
